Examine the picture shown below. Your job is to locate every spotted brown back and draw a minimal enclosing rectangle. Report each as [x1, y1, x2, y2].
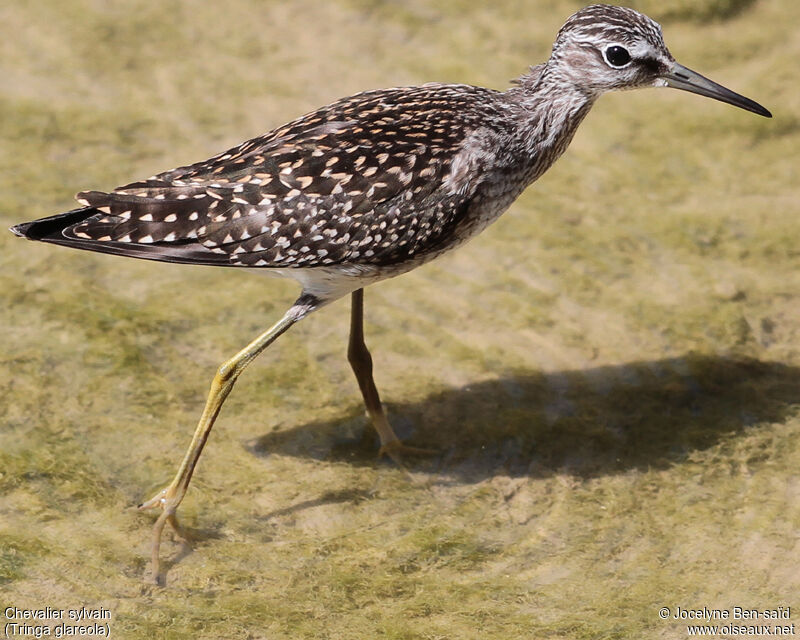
[69, 83, 510, 268]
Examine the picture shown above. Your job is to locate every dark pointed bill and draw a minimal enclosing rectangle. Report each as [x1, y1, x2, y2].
[660, 62, 772, 118]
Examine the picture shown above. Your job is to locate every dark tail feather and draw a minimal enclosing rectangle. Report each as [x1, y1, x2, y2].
[10, 207, 98, 241]
[9, 208, 232, 267]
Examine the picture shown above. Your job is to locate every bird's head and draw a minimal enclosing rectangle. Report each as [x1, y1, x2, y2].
[547, 4, 771, 117]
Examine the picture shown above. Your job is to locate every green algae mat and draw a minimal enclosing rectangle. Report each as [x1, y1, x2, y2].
[1, 1, 797, 638]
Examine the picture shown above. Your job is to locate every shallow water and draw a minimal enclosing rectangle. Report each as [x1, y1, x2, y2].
[1, 1, 798, 637]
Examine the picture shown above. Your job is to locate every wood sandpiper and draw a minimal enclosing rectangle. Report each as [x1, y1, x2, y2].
[10, 4, 771, 582]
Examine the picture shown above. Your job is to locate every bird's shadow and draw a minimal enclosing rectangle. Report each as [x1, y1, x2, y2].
[247, 354, 799, 482]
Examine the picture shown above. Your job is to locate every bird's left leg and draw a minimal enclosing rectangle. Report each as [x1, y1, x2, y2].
[138, 294, 317, 582]
[347, 288, 435, 462]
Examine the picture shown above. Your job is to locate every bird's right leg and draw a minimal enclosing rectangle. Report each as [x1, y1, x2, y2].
[138, 294, 317, 583]
[347, 288, 435, 462]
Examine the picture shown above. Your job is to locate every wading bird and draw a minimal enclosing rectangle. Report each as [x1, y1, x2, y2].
[11, 4, 770, 582]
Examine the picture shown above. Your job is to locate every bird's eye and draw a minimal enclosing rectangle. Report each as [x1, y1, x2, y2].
[604, 45, 631, 68]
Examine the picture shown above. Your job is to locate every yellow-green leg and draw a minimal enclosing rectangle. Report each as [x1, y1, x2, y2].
[348, 288, 435, 462]
[138, 297, 313, 583]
